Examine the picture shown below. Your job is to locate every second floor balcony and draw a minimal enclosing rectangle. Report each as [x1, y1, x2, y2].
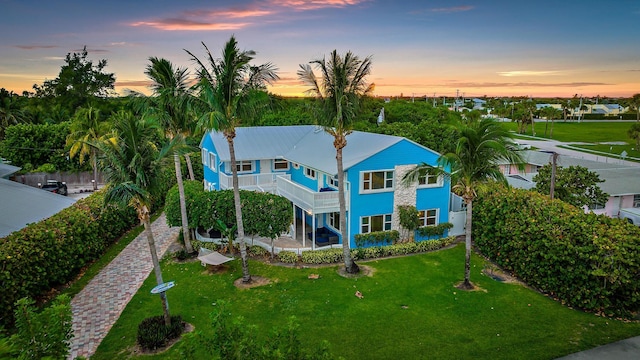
[219, 172, 289, 193]
[276, 176, 349, 214]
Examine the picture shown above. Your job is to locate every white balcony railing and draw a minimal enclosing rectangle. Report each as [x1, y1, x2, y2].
[276, 176, 348, 214]
[219, 172, 290, 193]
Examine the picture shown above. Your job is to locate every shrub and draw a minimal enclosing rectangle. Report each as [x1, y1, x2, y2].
[474, 185, 640, 317]
[9, 295, 73, 360]
[181, 300, 336, 359]
[278, 251, 298, 264]
[354, 230, 399, 247]
[248, 245, 269, 258]
[416, 222, 453, 238]
[137, 315, 185, 351]
[34, 163, 56, 173]
[300, 248, 344, 264]
[351, 237, 455, 261]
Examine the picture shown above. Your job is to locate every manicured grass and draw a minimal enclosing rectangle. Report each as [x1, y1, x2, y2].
[92, 245, 640, 360]
[503, 121, 635, 143]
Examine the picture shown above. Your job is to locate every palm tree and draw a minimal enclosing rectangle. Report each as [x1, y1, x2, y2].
[404, 117, 523, 289]
[96, 110, 176, 325]
[540, 106, 562, 138]
[186, 36, 279, 283]
[0, 88, 29, 139]
[629, 93, 640, 122]
[67, 106, 112, 190]
[144, 57, 196, 254]
[298, 50, 374, 274]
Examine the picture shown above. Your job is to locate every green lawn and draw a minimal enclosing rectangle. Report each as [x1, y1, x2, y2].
[503, 121, 640, 159]
[92, 245, 640, 360]
[503, 121, 635, 143]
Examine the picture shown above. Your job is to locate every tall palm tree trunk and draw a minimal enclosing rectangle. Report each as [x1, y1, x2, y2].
[91, 149, 98, 191]
[228, 135, 251, 283]
[174, 153, 193, 253]
[141, 209, 171, 326]
[184, 153, 195, 180]
[461, 198, 473, 289]
[337, 144, 359, 274]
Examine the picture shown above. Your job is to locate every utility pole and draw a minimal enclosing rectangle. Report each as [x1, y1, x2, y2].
[550, 152, 558, 200]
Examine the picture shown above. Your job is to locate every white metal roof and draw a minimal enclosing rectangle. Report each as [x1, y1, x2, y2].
[510, 150, 640, 196]
[0, 178, 75, 238]
[206, 125, 407, 175]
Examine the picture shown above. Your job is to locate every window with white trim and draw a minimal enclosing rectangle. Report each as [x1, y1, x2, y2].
[326, 175, 338, 188]
[201, 148, 208, 167]
[362, 171, 394, 192]
[418, 209, 438, 226]
[273, 159, 289, 171]
[418, 173, 441, 187]
[305, 167, 316, 179]
[235, 160, 253, 173]
[634, 194, 640, 208]
[328, 212, 340, 230]
[361, 214, 392, 233]
[208, 153, 216, 171]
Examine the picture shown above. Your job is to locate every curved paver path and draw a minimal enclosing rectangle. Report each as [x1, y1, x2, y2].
[68, 213, 179, 359]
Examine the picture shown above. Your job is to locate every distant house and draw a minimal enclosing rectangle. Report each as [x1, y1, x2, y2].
[0, 163, 75, 238]
[200, 125, 453, 250]
[502, 150, 640, 218]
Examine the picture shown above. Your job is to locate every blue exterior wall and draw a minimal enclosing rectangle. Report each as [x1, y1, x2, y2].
[346, 139, 449, 248]
[201, 131, 451, 249]
[201, 135, 220, 190]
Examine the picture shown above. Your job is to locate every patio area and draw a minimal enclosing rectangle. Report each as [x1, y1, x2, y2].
[196, 219, 342, 255]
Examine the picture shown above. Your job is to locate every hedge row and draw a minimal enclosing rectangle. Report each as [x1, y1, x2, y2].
[0, 191, 138, 327]
[474, 186, 640, 317]
[354, 230, 399, 247]
[278, 237, 456, 265]
[165, 181, 292, 240]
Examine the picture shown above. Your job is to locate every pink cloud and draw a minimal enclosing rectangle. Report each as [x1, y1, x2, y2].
[272, 0, 367, 11]
[130, 19, 249, 31]
[183, 8, 273, 18]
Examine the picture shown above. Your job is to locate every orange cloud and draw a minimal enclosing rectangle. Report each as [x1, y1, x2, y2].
[115, 80, 153, 87]
[272, 0, 368, 11]
[130, 19, 249, 31]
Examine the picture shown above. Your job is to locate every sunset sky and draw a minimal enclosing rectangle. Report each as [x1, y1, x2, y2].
[1, 0, 639, 98]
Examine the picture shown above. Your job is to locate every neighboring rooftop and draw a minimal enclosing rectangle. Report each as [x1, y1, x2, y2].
[511, 150, 640, 196]
[0, 165, 76, 238]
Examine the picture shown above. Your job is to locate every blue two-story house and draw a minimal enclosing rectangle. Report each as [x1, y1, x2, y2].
[200, 125, 451, 250]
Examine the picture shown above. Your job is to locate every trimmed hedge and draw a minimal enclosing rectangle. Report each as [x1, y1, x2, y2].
[0, 191, 137, 327]
[416, 222, 453, 238]
[165, 182, 292, 240]
[296, 237, 455, 264]
[354, 230, 400, 247]
[474, 186, 640, 317]
[277, 251, 298, 264]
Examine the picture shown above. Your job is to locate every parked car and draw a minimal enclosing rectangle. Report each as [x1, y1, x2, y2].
[41, 180, 68, 196]
[619, 208, 640, 226]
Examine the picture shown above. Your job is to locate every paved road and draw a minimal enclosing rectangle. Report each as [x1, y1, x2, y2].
[68, 213, 179, 359]
[556, 336, 640, 360]
[516, 137, 640, 167]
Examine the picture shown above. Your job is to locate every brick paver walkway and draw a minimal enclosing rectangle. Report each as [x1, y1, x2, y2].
[68, 213, 180, 359]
